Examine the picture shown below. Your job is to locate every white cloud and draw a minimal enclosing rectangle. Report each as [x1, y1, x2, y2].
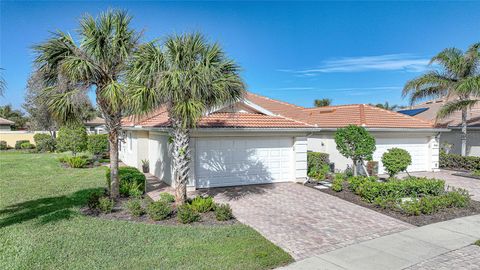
[279, 54, 430, 75]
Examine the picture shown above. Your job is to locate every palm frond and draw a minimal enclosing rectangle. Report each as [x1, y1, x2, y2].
[437, 99, 479, 120]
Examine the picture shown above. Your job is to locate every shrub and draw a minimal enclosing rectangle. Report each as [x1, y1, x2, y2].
[177, 204, 201, 224]
[98, 197, 114, 213]
[15, 140, 30, 150]
[56, 124, 88, 155]
[158, 192, 175, 203]
[399, 189, 470, 216]
[307, 152, 330, 175]
[106, 166, 146, 197]
[34, 133, 56, 152]
[146, 200, 172, 221]
[308, 164, 330, 180]
[0, 140, 7, 150]
[20, 142, 35, 149]
[87, 192, 102, 210]
[332, 174, 344, 192]
[358, 177, 445, 203]
[347, 176, 377, 194]
[190, 196, 215, 213]
[215, 203, 234, 221]
[125, 198, 145, 217]
[87, 134, 109, 155]
[440, 151, 480, 171]
[66, 156, 88, 168]
[382, 148, 412, 177]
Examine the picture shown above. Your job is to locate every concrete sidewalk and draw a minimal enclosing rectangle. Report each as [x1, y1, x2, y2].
[280, 215, 480, 270]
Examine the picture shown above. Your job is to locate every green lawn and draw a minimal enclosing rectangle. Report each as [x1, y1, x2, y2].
[0, 151, 293, 270]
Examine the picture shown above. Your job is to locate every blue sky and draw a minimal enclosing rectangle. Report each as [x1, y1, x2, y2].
[1, 1, 479, 110]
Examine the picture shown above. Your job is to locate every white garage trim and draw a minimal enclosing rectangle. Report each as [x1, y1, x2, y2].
[194, 137, 295, 188]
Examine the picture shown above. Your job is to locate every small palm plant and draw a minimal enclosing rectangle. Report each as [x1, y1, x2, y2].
[403, 43, 480, 156]
[33, 10, 140, 198]
[127, 33, 245, 203]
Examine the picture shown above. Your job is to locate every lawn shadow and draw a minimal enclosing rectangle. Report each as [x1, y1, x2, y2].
[0, 188, 103, 228]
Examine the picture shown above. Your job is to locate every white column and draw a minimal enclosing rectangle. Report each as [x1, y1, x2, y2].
[429, 135, 440, 172]
[294, 137, 308, 181]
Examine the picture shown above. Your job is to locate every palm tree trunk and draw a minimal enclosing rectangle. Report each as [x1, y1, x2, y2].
[353, 159, 358, 176]
[171, 118, 191, 204]
[461, 107, 468, 156]
[109, 129, 120, 198]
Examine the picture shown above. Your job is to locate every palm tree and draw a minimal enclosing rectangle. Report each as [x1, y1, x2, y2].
[373, 102, 399, 111]
[314, 98, 332, 107]
[127, 33, 245, 203]
[33, 10, 140, 198]
[403, 43, 480, 156]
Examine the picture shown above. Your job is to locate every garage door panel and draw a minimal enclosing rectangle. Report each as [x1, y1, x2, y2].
[196, 137, 293, 188]
[374, 138, 429, 174]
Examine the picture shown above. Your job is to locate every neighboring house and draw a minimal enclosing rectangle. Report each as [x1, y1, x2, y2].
[120, 92, 444, 189]
[398, 98, 480, 156]
[85, 117, 107, 134]
[0, 117, 14, 131]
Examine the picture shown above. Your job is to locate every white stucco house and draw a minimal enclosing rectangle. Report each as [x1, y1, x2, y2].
[120, 92, 446, 189]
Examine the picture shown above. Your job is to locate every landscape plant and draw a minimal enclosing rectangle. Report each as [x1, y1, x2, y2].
[15, 140, 30, 150]
[20, 142, 35, 149]
[215, 203, 234, 221]
[146, 200, 172, 221]
[33, 10, 141, 198]
[87, 134, 109, 156]
[0, 140, 7, 150]
[335, 125, 376, 176]
[56, 124, 87, 155]
[34, 133, 56, 152]
[190, 196, 215, 213]
[65, 156, 88, 168]
[331, 174, 344, 192]
[177, 204, 201, 224]
[98, 196, 115, 213]
[403, 43, 480, 156]
[381, 148, 412, 177]
[105, 166, 146, 197]
[127, 33, 245, 204]
[158, 192, 175, 203]
[125, 198, 144, 217]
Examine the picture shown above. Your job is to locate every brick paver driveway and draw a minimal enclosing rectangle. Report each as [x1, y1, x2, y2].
[202, 183, 413, 260]
[401, 170, 480, 201]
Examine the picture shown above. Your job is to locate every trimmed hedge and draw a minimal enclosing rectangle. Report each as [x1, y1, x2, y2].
[307, 152, 329, 173]
[440, 151, 480, 171]
[34, 133, 56, 152]
[106, 166, 146, 197]
[15, 140, 30, 150]
[0, 140, 8, 150]
[381, 148, 412, 177]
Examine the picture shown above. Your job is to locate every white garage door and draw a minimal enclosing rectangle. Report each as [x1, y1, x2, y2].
[373, 138, 429, 174]
[195, 137, 293, 188]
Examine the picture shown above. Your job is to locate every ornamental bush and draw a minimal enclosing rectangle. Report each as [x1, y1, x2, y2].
[307, 152, 330, 175]
[381, 148, 412, 177]
[440, 151, 480, 171]
[334, 125, 376, 176]
[34, 133, 56, 152]
[57, 124, 87, 155]
[126, 198, 145, 217]
[66, 156, 88, 168]
[331, 174, 344, 192]
[98, 197, 114, 213]
[87, 134, 109, 155]
[190, 196, 215, 213]
[105, 166, 146, 197]
[177, 204, 200, 224]
[158, 192, 175, 203]
[146, 200, 172, 221]
[15, 140, 30, 150]
[0, 140, 7, 150]
[215, 203, 234, 221]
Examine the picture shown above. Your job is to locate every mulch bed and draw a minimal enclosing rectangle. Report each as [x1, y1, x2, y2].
[312, 184, 480, 227]
[81, 197, 237, 226]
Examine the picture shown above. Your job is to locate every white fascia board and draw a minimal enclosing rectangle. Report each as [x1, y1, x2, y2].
[205, 99, 276, 116]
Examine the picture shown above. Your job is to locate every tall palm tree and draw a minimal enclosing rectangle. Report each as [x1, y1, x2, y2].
[314, 98, 332, 107]
[127, 33, 245, 203]
[404, 43, 480, 156]
[33, 10, 140, 198]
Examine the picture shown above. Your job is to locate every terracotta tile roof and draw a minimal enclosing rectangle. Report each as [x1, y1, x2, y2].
[122, 106, 313, 128]
[246, 92, 434, 129]
[122, 92, 435, 129]
[403, 98, 480, 128]
[0, 117, 14, 125]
